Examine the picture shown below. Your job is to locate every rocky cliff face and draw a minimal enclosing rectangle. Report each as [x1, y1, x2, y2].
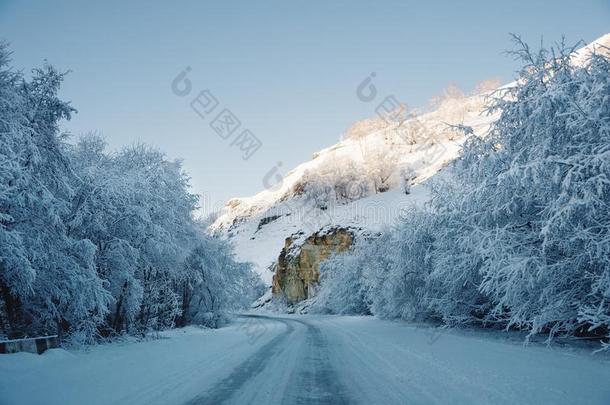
[272, 228, 354, 304]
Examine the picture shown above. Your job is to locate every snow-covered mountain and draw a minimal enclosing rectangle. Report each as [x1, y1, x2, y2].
[211, 33, 610, 286]
[211, 94, 497, 284]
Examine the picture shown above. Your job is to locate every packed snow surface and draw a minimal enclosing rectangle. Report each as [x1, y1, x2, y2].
[1, 314, 608, 405]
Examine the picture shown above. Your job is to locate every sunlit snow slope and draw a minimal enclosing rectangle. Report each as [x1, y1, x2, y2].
[211, 33, 610, 285]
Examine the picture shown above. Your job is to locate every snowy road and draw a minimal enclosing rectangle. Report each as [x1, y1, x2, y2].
[1, 314, 610, 405]
[186, 315, 350, 404]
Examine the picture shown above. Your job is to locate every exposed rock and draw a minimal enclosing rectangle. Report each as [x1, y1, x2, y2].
[272, 227, 355, 304]
[255, 215, 283, 233]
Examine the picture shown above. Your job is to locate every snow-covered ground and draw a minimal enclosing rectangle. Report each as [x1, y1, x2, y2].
[0, 321, 285, 405]
[2, 314, 609, 405]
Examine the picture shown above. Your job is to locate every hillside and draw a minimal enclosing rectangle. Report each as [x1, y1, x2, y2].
[211, 93, 497, 283]
[211, 33, 610, 289]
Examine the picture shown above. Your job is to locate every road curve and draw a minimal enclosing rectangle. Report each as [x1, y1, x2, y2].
[182, 314, 610, 405]
[3, 313, 610, 405]
[185, 315, 351, 405]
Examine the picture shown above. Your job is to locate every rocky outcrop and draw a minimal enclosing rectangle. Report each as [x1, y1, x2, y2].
[272, 227, 355, 304]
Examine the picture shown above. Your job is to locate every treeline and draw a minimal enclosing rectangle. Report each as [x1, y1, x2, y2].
[314, 38, 610, 347]
[0, 44, 263, 343]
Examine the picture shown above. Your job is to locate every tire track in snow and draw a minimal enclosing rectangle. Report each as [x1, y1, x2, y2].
[185, 315, 350, 405]
[281, 317, 350, 405]
[184, 315, 295, 404]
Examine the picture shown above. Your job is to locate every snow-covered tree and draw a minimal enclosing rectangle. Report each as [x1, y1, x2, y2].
[399, 166, 417, 194]
[300, 169, 335, 210]
[0, 45, 262, 342]
[314, 238, 373, 315]
[0, 46, 111, 342]
[363, 147, 399, 193]
[180, 237, 264, 328]
[67, 136, 261, 336]
[333, 159, 372, 202]
[314, 36, 610, 348]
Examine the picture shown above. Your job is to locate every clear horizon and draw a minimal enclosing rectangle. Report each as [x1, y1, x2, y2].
[1, 0, 608, 214]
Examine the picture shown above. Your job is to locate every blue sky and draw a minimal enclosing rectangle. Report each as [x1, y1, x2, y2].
[1, 0, 608, 213]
